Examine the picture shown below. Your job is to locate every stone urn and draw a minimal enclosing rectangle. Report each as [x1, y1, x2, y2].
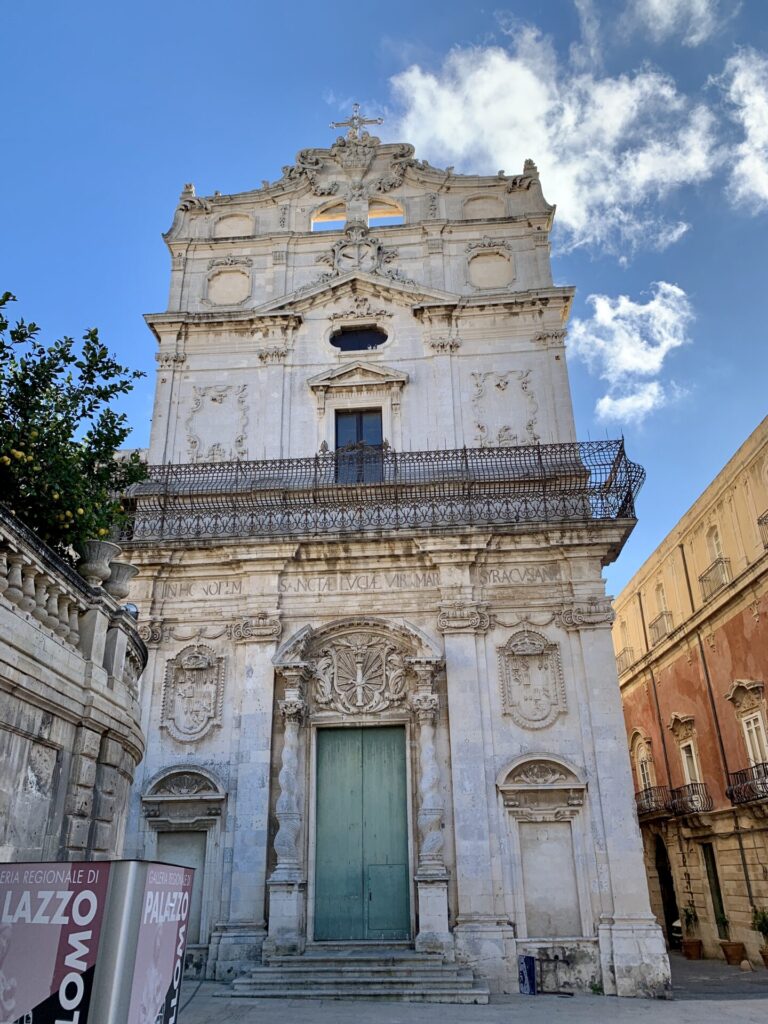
[77, 540, 122, 587]
[104, 560, 139, 601]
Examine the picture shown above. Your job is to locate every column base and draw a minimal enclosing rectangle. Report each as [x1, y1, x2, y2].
[414, 874, 454, 960]
[599, 916, 671, 998]
[208, 922, 266, 980]
[454, 916, 516, 993]
[263, 879, 306, 960]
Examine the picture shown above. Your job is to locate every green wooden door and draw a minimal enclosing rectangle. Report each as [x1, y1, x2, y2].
[314, 726, 410, 941]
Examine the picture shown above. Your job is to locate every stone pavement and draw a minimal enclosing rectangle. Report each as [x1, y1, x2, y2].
[179, 954, 768, 1024]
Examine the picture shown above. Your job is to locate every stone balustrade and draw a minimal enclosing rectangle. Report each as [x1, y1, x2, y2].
[0, 504, 147, 861]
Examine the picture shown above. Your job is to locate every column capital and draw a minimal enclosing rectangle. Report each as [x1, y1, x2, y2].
[437, 600, 489, 634]
[279, 697, 307, 723]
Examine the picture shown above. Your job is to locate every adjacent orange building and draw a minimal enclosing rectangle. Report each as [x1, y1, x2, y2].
[613, 416, 768, 964]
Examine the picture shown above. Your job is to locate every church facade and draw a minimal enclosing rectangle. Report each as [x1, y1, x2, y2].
[122, 113, 670, 997]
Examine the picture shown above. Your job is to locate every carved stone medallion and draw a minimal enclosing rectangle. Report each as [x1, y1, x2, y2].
[311, 631, 409, 714]
[161, 644, 225, 742]
[498, 630, 567, 729]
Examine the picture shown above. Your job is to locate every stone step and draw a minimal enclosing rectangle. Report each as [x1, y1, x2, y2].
[223, 983, 490, 1004]
[232, 971, 476, 987]
[243, 965, 474, 977]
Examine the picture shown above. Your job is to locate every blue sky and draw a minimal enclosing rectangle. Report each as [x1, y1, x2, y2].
[2, 0, 767, 593]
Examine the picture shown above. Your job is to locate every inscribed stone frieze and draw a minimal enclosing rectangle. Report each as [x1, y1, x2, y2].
[278, 570, 440, 595]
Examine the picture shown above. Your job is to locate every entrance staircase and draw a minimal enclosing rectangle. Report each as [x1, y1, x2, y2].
[225, 945, 490, 1003]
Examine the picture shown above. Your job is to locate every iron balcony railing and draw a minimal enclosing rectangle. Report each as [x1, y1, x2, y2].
[649, 610, 674, 646]
[670, 782, 713, 815]
[122, 439, 645, 543]
[616, 647, 635, 675]
[699, 557, 731, 602]
[635, 786, 672, 817]
[727, 762, 768, 805]
[758, 511, 768, 549]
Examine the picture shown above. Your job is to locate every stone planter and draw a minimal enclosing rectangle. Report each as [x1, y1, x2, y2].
[104, 560, 139, 601]
[77, 540, 122, 587]
[681, 938, 703, 959]
[720, 941, 747, 966]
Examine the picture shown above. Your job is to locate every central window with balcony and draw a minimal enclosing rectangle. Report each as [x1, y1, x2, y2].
[335, 409, 383, 483]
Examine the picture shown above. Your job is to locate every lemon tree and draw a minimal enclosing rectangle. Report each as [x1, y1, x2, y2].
[0, 291, 146, 558]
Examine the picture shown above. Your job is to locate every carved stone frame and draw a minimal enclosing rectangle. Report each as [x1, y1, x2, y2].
[141, 766, 227, 954]
[496, 756, 593, 941]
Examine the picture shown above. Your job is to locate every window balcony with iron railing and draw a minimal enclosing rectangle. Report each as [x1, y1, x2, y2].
[670, 782, 713, 815]
[616, 647, 635, 675]
[726, 762, 768, 805]
[699, 558, 731, 602]
[648, 610, 674, 646]
[758, 511, 768, 550]
[121, 439, 645, 544]
[635, 786, 672, 818]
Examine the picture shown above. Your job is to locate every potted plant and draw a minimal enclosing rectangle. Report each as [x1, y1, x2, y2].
[718, 915, 747, 965]
[752, 907, 768, 968]
[681, 905, 703, 959]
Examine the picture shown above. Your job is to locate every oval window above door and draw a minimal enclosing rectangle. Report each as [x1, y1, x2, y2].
[330, 327, 388, 351]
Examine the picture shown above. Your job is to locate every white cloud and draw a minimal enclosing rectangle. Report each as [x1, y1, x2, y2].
[569, 281, 693, 423]
[570, 0, 602, 71]
[718, 49, 768, 208]
[388, 31, 718, 252]
[627, 0, 736, 47]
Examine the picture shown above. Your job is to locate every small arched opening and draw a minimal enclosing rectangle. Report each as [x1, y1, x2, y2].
[368, 199, 405, 228]
[311, 201, 347, 232]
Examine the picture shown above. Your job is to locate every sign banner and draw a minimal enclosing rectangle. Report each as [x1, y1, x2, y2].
[0, 861, 110, 1024]
[125, 864, 195, 1024]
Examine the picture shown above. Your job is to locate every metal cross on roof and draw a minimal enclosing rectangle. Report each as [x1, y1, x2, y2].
[330, 103, 383, 140]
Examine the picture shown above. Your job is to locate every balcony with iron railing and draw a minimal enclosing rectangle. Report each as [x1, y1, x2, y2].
[759, 511, 768, 549]
[727, 762, 768, 805]
[649, 610, 674, 646]
[669, 782, 713, 815]
[635, 786, 672, 818]
[121, 439, 645, 543]
[699, 558, 731, 602]
[616, 647, 635, 675]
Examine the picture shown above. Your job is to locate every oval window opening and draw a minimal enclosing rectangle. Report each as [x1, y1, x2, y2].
[330, 327, 388, 352]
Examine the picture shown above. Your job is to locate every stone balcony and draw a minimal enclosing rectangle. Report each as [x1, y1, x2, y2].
[0, 504, 147, 861]
[122, 439, 645, 543]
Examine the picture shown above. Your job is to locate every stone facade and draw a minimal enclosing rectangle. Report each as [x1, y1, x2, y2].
[0, 508, 146, 861]
[121, 121, 669, 995]
[614, 416, 768, 964]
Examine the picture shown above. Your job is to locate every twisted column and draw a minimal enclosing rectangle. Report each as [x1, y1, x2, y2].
[272, 695, 306, 881]
[409, 660, 446, 876]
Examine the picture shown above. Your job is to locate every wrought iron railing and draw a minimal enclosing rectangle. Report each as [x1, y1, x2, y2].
[758, 511, 768, 549]
[616, 647, 635, 675]
[670, 782, 713, 815]
[635, 786, 672, 817]
[727, 762, 768, 804]
[699, 558, 731, 602]
[649, 610, 674, 646]
[121, 439, 645, 542]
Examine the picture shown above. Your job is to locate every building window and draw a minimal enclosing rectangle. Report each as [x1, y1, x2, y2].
[368, 199, 405, 227]
[632, 734, 655, 791]
[330, 327, 387, 352]
[743, 712, 768, 766]
[680, 741, 701, 784]
[311, 202, 347, 232]
[706, 524, 723, 562]
[335, 409, 383, 483]
[638, 755, 653, 790]
[655, 582, 667, 613]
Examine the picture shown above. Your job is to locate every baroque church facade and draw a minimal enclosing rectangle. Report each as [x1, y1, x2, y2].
[122, 111, 670, 997]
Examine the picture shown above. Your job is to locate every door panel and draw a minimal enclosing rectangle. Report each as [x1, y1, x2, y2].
[314, 726, 410, 941]
[156, 831, 206, 943]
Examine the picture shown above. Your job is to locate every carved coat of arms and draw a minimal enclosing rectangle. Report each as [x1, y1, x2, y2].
[311, 631, 408, 714]
[161, 644, 225, 742]
[498, 630, 566, 729]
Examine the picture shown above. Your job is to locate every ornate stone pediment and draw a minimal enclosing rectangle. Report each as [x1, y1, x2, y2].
[497, 757, 585, 816]
[724, 679, 765, 715]
[668, 713, 696, 742]
[498, 630, 567, 729]
[161, 644, 225, 743]
[308, 360, 408, 414]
